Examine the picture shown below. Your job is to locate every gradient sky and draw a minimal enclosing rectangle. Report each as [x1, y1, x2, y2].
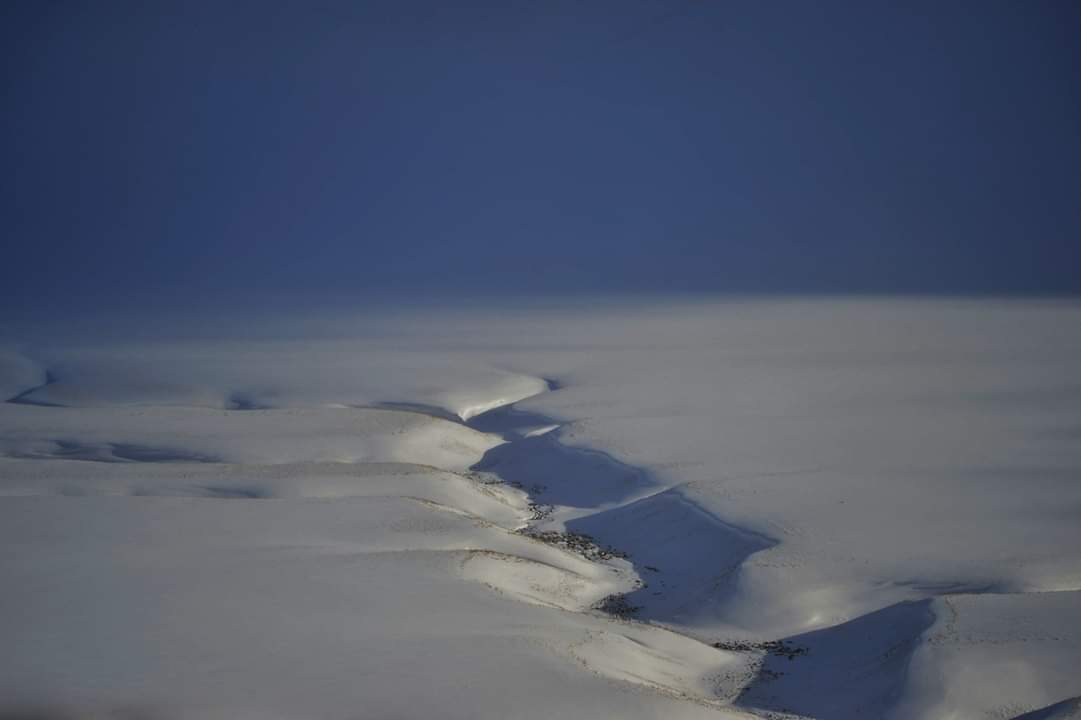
[3, 0, 1080, 303]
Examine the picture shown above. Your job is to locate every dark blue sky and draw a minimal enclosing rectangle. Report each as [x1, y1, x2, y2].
[3, 0, 1080, 303]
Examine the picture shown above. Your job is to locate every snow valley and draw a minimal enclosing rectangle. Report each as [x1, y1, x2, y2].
[2, 297, 1080, 720]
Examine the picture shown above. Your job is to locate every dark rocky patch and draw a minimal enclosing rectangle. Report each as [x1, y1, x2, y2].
[521, 528, 628, 561]
[595, 593, 641, 618]
[713, 639, 809, 661]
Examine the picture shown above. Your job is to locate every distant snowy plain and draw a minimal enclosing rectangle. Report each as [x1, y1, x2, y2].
[2, 298, 1080, 719]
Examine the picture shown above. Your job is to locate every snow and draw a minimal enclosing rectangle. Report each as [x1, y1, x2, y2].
[1, 297, 1079, 718]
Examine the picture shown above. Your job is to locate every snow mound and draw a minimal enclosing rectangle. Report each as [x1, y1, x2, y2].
[0, 348, 47, 402]
[568, 625, 753, 704]
[459, 550, 630, 612]
[0, 404, 502, 471]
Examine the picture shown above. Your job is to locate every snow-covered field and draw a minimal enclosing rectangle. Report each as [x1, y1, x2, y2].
[2, 297, 1079, 719]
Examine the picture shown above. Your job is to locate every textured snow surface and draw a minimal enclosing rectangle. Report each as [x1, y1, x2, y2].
[1, 298, 1079, 719]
